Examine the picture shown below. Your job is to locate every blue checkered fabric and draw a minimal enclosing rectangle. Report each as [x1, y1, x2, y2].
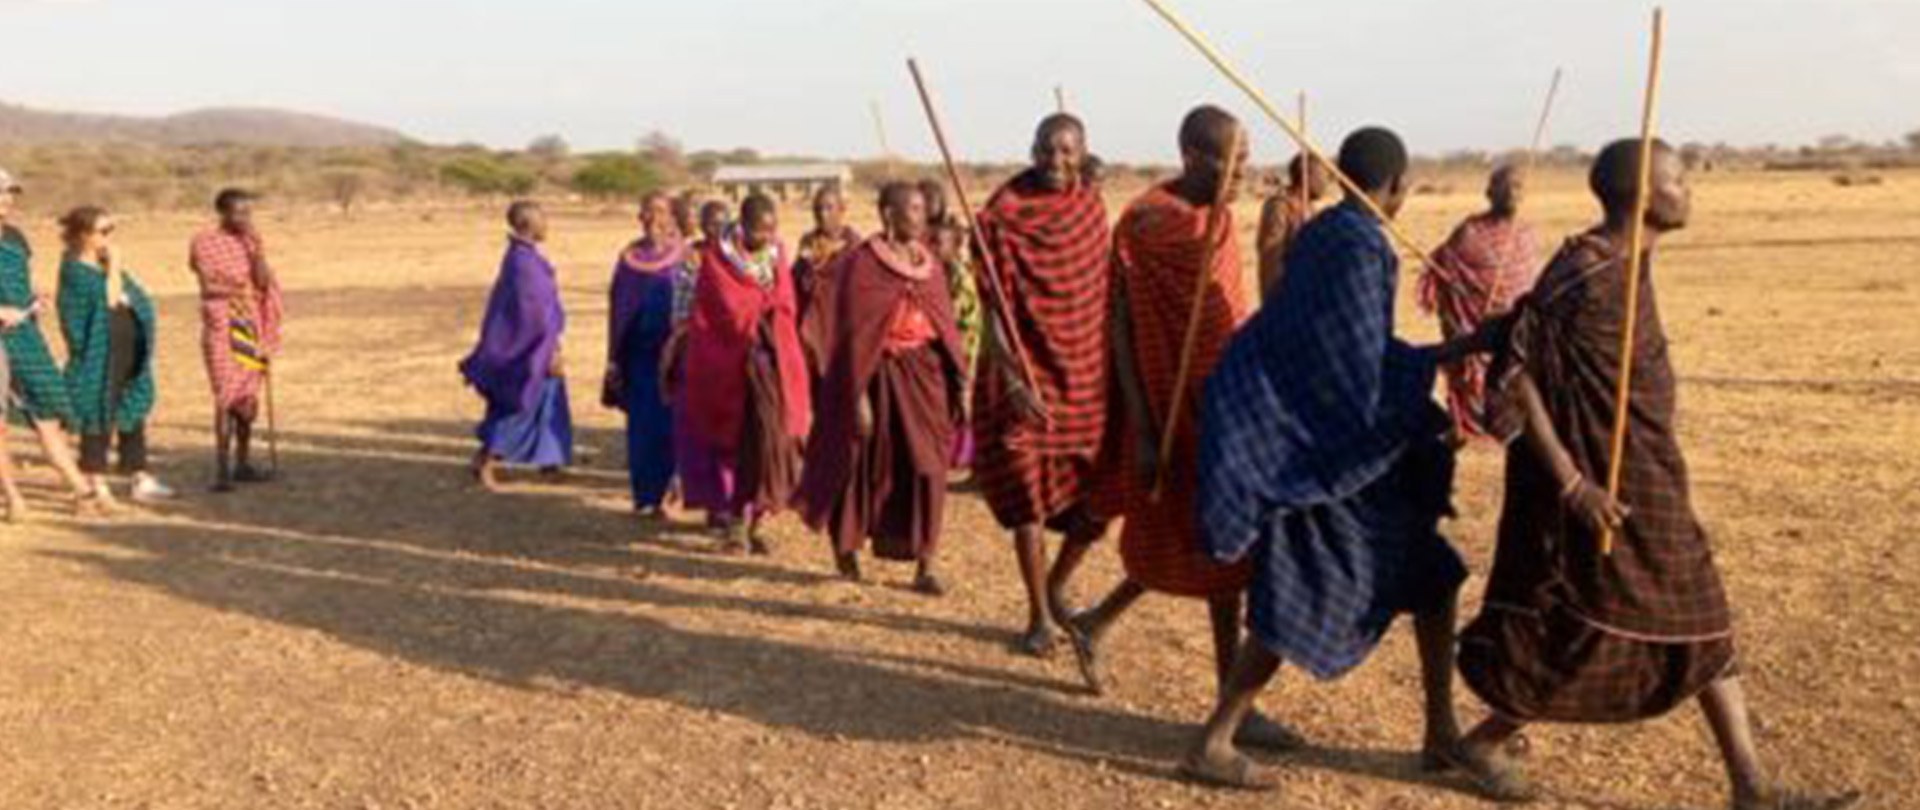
[1198, 202, 1464, 678]
[1199, 202, 1441, 560]
[1243, 439, 1465, 679]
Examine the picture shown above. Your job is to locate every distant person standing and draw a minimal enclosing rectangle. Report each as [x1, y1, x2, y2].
[1255, 154, 1330, 302]
[460, 201, 573, 489]
[58, 206, 172, 507]
[0, 166, 100, 516]
[188, 188, 285, 491]
[792, 186, 861, 330]
[1419, 165, 1540, 442]
[605, 192, 687, 519]
[931, 217, 981, 472]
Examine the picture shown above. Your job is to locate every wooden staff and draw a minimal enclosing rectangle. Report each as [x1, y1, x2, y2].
[1524, 68, 1565, 178]
[1600, 8, 1665, 556]
[907, 58, 1049, 419]
[1151, 126, 1243, 500]
[1139, 0, 1439, 270]
[1055, 85, 1068, 114]
[870, 100, 898, 179]
[265, 363, 280, 476]
[1295, 91, 1310, 224]
[1478, 67, 1565, 323]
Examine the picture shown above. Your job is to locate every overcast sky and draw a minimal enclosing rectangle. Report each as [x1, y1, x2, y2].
[4, 0, 1916, 164]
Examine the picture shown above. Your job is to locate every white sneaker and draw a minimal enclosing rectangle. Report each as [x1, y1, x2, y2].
[131, 474, 177, 503]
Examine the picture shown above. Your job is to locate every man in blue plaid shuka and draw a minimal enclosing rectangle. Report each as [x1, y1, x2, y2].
[1178, 128, 1497, 792]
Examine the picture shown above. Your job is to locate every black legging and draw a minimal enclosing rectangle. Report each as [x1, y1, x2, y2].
[79, 306, 148, 475]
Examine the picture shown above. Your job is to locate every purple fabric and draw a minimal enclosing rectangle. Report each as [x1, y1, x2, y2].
[461, 238, 565, 415]
[608, 239, 687, 369]
[611, 239, 686, 509]
[477, 376, 575, 467]
[675, 401, 737, 514]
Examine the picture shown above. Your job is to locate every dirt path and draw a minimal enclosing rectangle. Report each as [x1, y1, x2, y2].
[3, 171, 1914, 809]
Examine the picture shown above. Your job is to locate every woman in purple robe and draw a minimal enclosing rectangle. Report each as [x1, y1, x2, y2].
[460, 201, 573, 489]
[604, 192, 686, 517]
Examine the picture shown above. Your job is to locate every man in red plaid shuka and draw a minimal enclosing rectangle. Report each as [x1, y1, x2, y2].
[189, 188, 285, 491]
[1418, 164, 1539, 441]
[971, 113, 1115, 656]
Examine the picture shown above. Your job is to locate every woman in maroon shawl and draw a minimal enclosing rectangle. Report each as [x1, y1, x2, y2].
[798, 182, 967, 595]
[792, 186, 860, 332]
[682, 194, 810, 554]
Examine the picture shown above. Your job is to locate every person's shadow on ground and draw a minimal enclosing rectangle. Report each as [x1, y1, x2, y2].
[49, 419, 1493, 797]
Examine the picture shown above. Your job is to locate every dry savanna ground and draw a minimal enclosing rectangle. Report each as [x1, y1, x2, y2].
[2, 168, 1915, 810]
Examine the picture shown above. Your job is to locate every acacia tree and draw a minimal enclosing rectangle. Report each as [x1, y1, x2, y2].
[637, 131, 688, 185]
[324, 169, 371, 216]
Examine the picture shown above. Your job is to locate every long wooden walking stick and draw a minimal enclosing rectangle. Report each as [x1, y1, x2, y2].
[1295, 91, 1310, 218]
[1151, 126, 1243, 501]
[871, 100, 898, 180]
[1054, 85, 1068, 114]
[1601, 8, 1666, 557]
[265, 364, 280, 476]
[1139, 0, 1439, 271]
[1524, 68, 1565, 179]
[1478, 67, 1566, 323]
[907, 58, 1049, 419]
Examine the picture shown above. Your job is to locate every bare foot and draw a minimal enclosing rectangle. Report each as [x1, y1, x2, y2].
[834, 552, 863, 582]
[1017, 622, 1059, 658]
[1178, 745, 1278, 791]
[1045, 588, 1079, 630]
[911, 573, 947, 598]
[1062, 614, 1106, 696]
[471, 454, 500, 491]
[1734, 787, 1863, 810]
[1234, 711, 1307, 752]
[72, 494, 117, 519]
[716, 522, 750, 556]
[1424, 740, 1538, 805]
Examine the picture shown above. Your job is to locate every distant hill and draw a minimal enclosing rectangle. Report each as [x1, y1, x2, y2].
[0, 101, 410, 148]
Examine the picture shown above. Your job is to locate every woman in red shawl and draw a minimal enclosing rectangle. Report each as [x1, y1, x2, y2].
[682, 194, 810, 554]
[798, 182, 968, 595]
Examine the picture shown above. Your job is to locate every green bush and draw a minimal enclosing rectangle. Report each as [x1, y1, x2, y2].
[439, 156, 536, 196]
[571, 153, 662, 199]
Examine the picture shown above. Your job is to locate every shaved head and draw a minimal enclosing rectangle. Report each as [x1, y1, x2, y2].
[1336, 127, 1408, 194]
[507, 199, 546, 242]
[1590, 137, 1690, 232]
[1590, 138, 1673, 213]
[1178, 105, 1240, 160]
[1488, 163, 1525, 217]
